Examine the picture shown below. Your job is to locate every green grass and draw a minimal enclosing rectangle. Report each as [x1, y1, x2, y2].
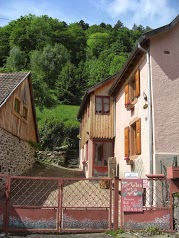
[36, 104, 80, 128]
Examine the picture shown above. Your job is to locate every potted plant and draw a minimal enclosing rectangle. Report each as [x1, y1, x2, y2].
[82, 160, 88, 166]
[125, 101, 134, 111]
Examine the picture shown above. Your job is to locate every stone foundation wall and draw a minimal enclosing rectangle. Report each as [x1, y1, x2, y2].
[36, 151, 67, 166]
[173, 193, 179, 231]
[0, 128, 35, 175]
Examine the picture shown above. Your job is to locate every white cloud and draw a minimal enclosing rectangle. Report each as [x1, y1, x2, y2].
[100, 0, 177, 28]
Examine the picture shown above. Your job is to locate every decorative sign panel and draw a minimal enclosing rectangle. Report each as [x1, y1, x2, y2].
[121, 179, 143, 212]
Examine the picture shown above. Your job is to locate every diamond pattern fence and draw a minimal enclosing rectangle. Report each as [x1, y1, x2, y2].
[62, 178, 111, 208]
[61, 178, 112, 231]
[0, 175, 173, 233]
[10, 176, 59, 207]
[143, 178, 170, 208]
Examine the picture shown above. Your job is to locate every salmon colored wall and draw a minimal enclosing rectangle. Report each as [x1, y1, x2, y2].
[115, 58, 150, 178]
[79, 138, 93, 178]
[150, 24, 179, 154]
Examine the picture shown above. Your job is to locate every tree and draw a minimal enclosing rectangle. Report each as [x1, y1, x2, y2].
[56, 63, 81, 105]
[0, 25, 11, 67]
[31, 43, 70, 88]
[114, 20, 124, 29]
[78, 20, 89, 30]
[87, 32, 110, 58]
[83, 59, 109, 87]
[5, 46, 27, 71]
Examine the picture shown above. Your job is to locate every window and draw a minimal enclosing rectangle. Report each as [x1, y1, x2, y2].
[125, 69, 140, 105]
[13, 97, 28, 121]
[95, 96, 110, 114]
[14, 98, 21, 114]
[94, 141, 113, 166]
[124, 118, 141, 158]
[22, 106, 28, 120]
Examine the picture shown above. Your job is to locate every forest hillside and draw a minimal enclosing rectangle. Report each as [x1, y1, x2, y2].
[0, 14, 151, 149]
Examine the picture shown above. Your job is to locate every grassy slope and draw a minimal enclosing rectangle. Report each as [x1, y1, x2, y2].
[36, 104, 80, 127]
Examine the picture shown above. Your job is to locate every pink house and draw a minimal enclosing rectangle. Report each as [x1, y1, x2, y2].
[110, 15, 179, 178]
[78, 15, 179, 178]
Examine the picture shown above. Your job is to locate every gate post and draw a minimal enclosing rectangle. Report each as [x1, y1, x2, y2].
[5, 175, 10, 234]
[113, 176, 119, 231]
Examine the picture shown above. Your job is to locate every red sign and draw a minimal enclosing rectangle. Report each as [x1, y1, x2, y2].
[121, 179, 143, 212]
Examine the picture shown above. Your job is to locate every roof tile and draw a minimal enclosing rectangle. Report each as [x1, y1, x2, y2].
[0, 72, 29, 106]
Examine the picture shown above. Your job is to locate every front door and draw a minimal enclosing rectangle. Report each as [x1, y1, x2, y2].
[93, 140, 113, 176]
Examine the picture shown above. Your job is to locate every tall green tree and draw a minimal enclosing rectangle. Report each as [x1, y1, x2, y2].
[5, 46, 27, 71]
[31, 43, 70, 88]
[56, 62, 81, 105]
[87, 32, 110, 58]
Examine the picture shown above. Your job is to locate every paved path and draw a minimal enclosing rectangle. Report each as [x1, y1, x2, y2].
[2, 233, 110, 238]
[5, 231, 179, 238]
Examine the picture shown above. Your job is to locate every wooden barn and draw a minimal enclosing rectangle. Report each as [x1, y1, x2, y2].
[0, 72, 39, 175]
[77, 74, 118, 178]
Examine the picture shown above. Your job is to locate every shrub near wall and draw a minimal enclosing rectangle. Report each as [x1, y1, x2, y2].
[39, 117, 79, 150]
[0, 128, 35, 175]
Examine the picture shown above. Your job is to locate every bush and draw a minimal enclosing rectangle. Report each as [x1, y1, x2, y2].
[39, 117, 79, 150]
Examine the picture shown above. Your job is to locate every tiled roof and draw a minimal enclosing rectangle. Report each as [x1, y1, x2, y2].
[0, 72, 30, 106]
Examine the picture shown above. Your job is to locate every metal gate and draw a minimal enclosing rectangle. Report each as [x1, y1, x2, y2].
[0, 175, 112, 233]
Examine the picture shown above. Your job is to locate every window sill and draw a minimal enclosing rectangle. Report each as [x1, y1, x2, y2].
[131, 97, 138, 105]
[95, 113, 110, 115]
[126, 160, 134, 165]
[130, 155, 139, 160]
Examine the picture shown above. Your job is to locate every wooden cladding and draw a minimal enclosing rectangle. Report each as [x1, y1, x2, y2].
[80, 79, 115, 148]
[0, 79, 37, 142]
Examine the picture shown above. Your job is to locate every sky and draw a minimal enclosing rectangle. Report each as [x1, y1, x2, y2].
[0, 0, 178, 29]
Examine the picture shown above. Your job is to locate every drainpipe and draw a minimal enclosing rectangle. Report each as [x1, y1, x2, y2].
[138, 43, 153, 175]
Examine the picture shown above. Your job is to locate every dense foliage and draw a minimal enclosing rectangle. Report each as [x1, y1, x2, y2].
[0, 14, 152, 108]
[36, 105, 79, 150]
[0, 15, 151, 150]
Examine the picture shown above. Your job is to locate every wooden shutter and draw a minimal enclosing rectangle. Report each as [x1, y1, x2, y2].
[124, 127, 130, 157]
[135, 69, 140, 97]
[136, 118, 141, 155]
[125, 84, 129, 104]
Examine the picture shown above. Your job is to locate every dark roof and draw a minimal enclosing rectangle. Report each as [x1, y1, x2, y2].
[0, 72, 39, 142]
[109, 15, 179, 95]
[77, 72, 120, 119]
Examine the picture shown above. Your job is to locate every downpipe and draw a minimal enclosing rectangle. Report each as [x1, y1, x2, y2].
[138, 43, 153, 206]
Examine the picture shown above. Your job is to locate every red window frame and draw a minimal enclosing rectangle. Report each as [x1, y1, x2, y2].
[95, 96, 110, 115]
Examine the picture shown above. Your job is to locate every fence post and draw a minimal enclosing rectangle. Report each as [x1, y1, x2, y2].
[113, 176, 119, 231]
[5, 175, 10, 234]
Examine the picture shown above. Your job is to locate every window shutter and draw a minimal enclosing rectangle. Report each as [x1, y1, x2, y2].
[135, 69, 140, 97]
[136, 118, 141, 155]
[125, 84, 129, 104]
[124, 127, 129, 157]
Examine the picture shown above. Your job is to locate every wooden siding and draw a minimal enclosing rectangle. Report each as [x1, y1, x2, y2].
[80, 79, 114, 148]
[0, 78, 37, 142]
[80, 105, 91, 148]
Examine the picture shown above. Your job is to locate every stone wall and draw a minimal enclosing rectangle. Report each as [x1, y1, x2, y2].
[0, 128, 35, 175]
[36, 151, 67, 166]
[173, 193, 179, 231]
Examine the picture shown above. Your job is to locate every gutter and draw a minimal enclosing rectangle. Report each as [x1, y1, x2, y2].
[138, 44, 153, 175]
